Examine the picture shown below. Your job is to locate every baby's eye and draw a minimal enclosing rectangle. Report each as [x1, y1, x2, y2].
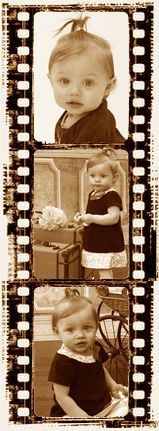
[83, 79, 94, 87]
[66, 327, 73, 332]
[59, 78, 70, 85]
[83, 325, 92, 330]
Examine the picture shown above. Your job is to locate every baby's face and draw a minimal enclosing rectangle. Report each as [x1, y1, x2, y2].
[50, 49, 110, 118]
[56, 306, 97, 355]
[88, 162, 115, 191]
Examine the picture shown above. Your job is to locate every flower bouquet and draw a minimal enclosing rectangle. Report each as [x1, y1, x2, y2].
[39, 206, 68, 231]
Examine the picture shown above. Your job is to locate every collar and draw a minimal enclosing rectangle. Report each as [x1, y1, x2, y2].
[57, 344, 96, 363]
[90, 187, 116, 200]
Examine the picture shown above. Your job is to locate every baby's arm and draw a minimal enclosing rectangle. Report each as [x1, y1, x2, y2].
[53, 382, 90, 417]
[80, 206, 120, 226]
[103, 367, 128, 399]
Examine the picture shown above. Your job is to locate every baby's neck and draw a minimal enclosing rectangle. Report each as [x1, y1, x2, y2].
[61, 112, 87, 129]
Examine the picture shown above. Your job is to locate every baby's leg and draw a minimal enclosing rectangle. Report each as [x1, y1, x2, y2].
[99, 269, 113, 279]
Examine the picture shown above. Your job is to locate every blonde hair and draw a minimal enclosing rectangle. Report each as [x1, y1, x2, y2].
[52, 288, 98, 330]
[87, 148, 119, 178]
[48, 16, 116, 89]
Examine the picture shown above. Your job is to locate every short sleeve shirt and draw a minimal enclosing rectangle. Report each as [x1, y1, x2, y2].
[55, 100, 125, 145]
[83, 190, 124, 253]
[48, 344, 111, 416]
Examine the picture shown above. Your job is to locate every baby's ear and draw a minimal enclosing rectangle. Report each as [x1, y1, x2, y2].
[104, 77, 116, 98]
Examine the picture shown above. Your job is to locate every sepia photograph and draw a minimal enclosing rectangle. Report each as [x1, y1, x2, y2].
[1, 1, 158, 429]
[33, 284, 129, 418]
[33, 11, 129, 144]
[33, 147, 129, 280]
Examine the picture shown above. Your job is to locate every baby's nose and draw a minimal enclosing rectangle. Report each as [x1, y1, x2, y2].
[69, 83, 81, 95]
[76, 329, 84, 338]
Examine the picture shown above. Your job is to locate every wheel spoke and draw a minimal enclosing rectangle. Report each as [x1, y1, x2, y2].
[97, 301, 129, 385]
[118, 320, 129, 360]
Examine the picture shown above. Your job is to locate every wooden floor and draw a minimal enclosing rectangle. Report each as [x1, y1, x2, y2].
[33, 340, 61, 417]
[33, 339, 129, 417]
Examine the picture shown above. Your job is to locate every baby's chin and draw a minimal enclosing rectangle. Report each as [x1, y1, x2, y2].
[93, 186, 106, 191]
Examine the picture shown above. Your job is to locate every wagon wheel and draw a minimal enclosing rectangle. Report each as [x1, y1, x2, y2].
[96, 303, 129, 386]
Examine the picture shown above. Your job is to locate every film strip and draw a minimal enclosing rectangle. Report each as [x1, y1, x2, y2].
[6, 280, 152, 425]
[1, 1, 158, 428]
[4, 3, 155, 279]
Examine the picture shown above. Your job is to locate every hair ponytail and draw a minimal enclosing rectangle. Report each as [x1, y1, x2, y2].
[64, 288, 80, 298]
[52, 288, 98, 329]
[86, 148, 120, 177]
[55, 16, 89, 36]
[48, 14, 115, 88]
[101, 147, 116, 159]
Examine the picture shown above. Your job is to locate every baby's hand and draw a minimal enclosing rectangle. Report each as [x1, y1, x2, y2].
[79, 213, 93, 225]
[111, 384, 128, 399]
[74, 212, 93, 225]
[74, 212, 82, 224]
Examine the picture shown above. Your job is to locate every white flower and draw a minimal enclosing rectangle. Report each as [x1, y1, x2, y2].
[39, 206, 68, 230]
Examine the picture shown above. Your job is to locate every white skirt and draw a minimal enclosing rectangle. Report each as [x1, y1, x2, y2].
[81, 249, 127, 269]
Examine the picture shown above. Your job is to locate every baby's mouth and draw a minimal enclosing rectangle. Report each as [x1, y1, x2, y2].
[75, 341, 86, 347]
[67, 101, 83, 107]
